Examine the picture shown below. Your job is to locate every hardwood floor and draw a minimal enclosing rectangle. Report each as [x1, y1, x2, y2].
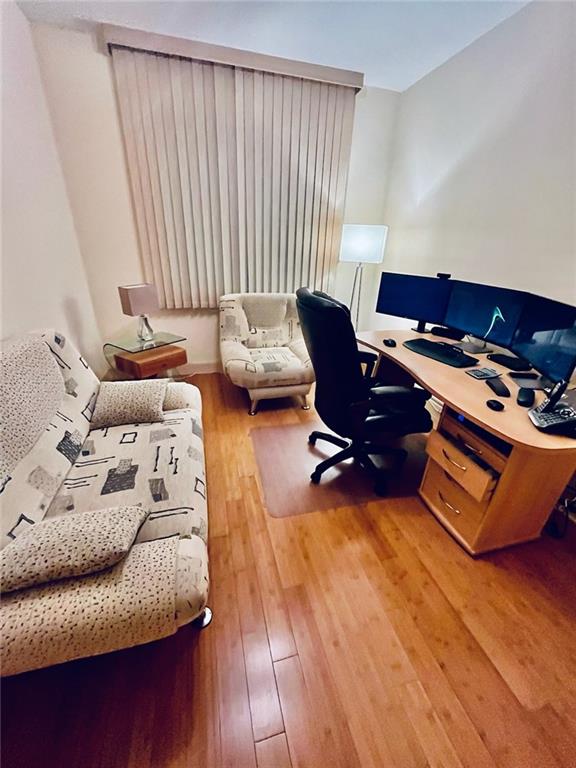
[3, 373, 576, 768]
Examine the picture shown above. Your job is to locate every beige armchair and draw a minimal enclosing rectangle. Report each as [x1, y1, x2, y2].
[219, 293, 314, 415]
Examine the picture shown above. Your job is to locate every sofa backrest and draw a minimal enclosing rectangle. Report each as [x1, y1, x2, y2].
[0, 330, 99, 547]
[219, 293, 301, 349]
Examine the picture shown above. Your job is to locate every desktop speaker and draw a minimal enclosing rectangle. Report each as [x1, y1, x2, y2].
[429, 326, 465, 341]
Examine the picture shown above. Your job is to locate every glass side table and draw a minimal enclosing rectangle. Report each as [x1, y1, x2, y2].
[103, 332, 187, 379]
[104, 331, 186, 355]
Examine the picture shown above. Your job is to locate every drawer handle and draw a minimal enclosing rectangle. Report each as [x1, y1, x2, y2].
[438, 492, 461, 515]
[442, 449, 467, 472]
[463, 441, 482, 456]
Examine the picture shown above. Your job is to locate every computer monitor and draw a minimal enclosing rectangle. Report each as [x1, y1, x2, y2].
[511, 295, 576, 384]
[444, 281, 526, 348]
[376, 272, 453, 326]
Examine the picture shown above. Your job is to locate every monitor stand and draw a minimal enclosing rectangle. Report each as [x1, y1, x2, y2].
[454, 338, 493, 354]
[411, 320, 430, 334]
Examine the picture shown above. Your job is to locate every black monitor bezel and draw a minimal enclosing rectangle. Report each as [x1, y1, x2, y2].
[375, 272, 453, 325]
[509, 294, 576, 385]
[374, 271, 576, 384]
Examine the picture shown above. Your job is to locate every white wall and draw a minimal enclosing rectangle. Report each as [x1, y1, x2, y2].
[1, 3, 103, 371]
[30, 21, 398, 366]
[334, 86, 399, 328]
[369, 0, 576, 331]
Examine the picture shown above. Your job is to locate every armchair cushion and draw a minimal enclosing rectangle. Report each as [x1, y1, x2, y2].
[91, 380, 167, 429]
[1, 506, 149, 593]
[224, 346, 315, 389]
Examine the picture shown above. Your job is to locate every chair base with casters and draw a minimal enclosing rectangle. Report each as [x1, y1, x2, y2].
[296, 287, 433, 499]
[308, 430, 409, 496]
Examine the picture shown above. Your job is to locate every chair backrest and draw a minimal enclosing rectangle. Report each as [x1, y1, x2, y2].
[296, 288, 367, 434]
[219, 293, 300, 349]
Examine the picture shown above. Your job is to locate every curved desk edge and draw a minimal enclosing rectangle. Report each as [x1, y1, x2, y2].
[357, 330, 576, 455]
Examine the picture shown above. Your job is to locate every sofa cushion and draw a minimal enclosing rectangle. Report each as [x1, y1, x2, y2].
[1, 537, 179, 677]
[1, 506, 149, 593]
[0, 334, 64, 485]
[0, 331, 100, 549]
[91, 380, 167, 429]
[46, 384, 207, 546]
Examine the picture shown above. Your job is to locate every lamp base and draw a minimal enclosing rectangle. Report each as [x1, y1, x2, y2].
[137, 315, 154, 342]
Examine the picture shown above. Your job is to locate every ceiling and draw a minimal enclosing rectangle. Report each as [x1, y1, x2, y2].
[19, 0, 529, 91]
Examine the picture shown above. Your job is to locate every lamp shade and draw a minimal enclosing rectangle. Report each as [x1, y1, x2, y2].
[118, 283, 159, 316]
[339, 224, 388, 264]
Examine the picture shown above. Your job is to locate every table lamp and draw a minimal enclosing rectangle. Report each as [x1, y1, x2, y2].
[118, 283, 159, 342]
[339, 224, 388, 329]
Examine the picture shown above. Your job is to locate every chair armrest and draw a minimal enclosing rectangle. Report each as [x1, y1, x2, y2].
[220, 340, 252, 380]
[369, 385, 431, 406]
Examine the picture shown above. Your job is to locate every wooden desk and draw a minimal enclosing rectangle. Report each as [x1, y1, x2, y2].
[357, 329, 576, 554]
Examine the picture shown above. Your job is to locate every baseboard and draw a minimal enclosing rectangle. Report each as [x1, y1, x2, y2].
[178, 360, 222, 375]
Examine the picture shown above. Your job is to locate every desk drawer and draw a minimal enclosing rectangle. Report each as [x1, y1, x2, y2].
[426, 430, 497, 502]
[420, 459, 487, 543]
[441, 413, 507, 473]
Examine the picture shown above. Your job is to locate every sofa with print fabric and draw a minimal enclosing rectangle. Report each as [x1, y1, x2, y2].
[0, 330, 209, 677]
[219, 292, 315, 414]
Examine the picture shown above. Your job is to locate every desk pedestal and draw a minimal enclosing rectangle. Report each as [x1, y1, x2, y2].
[420, 406, 576, 555]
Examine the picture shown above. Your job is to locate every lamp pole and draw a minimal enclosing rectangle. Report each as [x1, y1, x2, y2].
[349, 262, 364, 331]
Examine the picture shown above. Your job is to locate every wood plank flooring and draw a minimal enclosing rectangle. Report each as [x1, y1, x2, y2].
[3, 373, 576, 768]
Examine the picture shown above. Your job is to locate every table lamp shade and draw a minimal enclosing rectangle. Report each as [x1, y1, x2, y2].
[339, 224, 388, 264]
[118, 283, 159, 316]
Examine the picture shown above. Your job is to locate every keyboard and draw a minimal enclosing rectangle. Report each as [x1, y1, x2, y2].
[403, 338, 479, 368]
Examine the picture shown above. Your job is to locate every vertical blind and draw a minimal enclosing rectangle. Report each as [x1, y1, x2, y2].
[111, 46, 356, 309]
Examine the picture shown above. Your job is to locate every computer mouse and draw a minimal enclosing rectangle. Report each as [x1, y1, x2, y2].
[517, 387, 536, 408]
[383, 338, 397, 348]
[486, 399, 505, 411]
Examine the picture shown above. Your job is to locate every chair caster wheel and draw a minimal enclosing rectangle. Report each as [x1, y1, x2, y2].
[308, 435, 317, 446]
[374, 479, 387, 497]
[310, 471, 322, 484]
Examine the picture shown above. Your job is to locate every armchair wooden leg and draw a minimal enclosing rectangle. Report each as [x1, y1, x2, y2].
[300, 395, 310, 410]
[249, 398, 258, 416]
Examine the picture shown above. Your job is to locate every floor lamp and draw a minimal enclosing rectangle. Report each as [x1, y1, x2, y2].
[339, 224, 388, 330]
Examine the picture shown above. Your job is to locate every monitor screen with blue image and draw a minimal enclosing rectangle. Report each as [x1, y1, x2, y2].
[444, 281, 527, 347]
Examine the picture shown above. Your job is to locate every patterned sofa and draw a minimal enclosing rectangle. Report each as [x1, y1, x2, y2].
[0, 331, 209, 676]
[219, 292, 315, 414]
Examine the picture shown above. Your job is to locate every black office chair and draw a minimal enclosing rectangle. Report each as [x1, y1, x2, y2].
[296, 288, 433, 496]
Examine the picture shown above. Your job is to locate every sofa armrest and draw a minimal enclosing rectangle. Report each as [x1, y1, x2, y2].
[163, 382, 202, 412]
